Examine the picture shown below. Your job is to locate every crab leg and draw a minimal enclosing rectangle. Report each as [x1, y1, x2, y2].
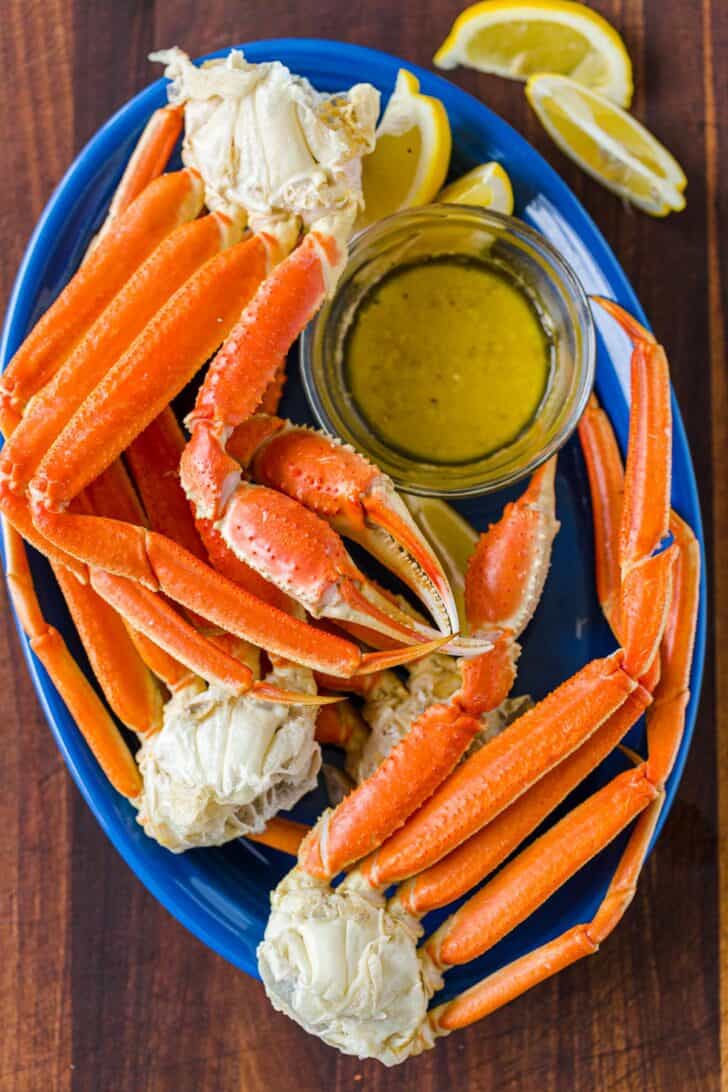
[592, 301, 672, 574]
[81, 459, 196, 720]
[578, 395, 624, 630]
[298, 302, 676, 885]
[179, 234, 459, 642]
[13, 227, 448, 672]
[3, 462, 164, 741]
[72, 460, 363, 697]
[32, 503, 441, 679]
[124, 627, 195, 694]
[83, 529, 325, 705]
[52, 555, 162, 738]
[646, 512, 700, 784]
[67, 462, 206, 731]
[427, 794, 663, 1037]
[232, 415, 460, 635]
[90, 447, 238, 699]
[124, 409, 207, 560]
[579, 393, 662, 686]
[420, 307, 698, 1028]
[27, 231, 276, 508]
[352, 653, 644, 886]
[314, 700, 369, 750]
[299, 654, 633, 880]
[2, 519, 142, 797]
[13, 228, 376, 679]
[192, 415, 294, 606]
[392, 686, 650, 915]
[86, 569, 260, 694]
[619, 546, 677, 679]
[579, 387, 700, 785]
[123, 407, 257, 640]
[217, 482, 446, 645]
[581, 303, 671, 645]
[185, 232, 339, 486]
[61, 451, 192, 721]
[301, 701, 484, 876]
[1, 125, 196, 771]
[460, 456, 559, 711]
[425, 762, 658, 968]
[465, 459, 559, 643]
[101, 106, 184, 232]
[248, 817, 310, 856]
[0, 213, 235, 494]
[0, 168, 204, 433]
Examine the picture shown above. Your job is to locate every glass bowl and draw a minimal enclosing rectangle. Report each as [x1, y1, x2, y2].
[300, 204, 596, 497]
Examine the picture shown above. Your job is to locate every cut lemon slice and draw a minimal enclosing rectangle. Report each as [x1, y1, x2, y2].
[356, 68, 452, 230]
[439, 161, 515, 214]
[435, 0, 633, 108]
[403, 494, 479, 629]
[526, 74, 686, 215]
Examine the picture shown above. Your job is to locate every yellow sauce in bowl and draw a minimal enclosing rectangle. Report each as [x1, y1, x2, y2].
[343, 256, 552, 465]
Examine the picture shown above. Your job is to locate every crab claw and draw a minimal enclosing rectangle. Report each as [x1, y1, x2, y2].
[446, 458, 561, 699]
[465, 458, 560, 642]
[218, 482, 453, 646]
[228, 418, 460, 636]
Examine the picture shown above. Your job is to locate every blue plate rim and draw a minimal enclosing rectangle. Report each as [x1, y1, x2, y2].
[1, 37, 707, 981]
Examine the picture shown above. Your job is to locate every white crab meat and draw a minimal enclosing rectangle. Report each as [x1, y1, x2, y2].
[350, 654, 533, 783]
[152, 46, 379, 250]
[258, 869, 441, 1065]
[135, 664, 320, 852]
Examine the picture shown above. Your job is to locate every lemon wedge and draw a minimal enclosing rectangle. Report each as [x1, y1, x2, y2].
[439, 161, 515, 214]
[356, 68, 452, 230]
[526, 74, 686, 215]
[434, 0, 633, 108]
[403, 494, 479, 628]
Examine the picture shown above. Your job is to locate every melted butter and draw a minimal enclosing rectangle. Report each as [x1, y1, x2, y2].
[343, 256, 552, 464]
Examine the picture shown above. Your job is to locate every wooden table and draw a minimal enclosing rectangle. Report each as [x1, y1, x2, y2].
[0, 2, 724, 1089]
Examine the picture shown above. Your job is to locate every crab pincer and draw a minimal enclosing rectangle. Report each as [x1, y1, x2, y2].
[178, 234, 463, 648]
[230, 416, 461, 636]
[258, 302, 700, 1065]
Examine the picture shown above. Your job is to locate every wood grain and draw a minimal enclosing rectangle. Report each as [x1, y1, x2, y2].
[0, 1, 723, 1089]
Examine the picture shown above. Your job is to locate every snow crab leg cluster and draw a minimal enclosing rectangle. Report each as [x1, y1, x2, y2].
[0, 46, 700, 1066]
[0, 50, 461, 818]
[256, 304, 700, 1064]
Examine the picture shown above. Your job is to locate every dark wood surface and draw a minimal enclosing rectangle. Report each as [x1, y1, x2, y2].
[1, 2, 725, 1089]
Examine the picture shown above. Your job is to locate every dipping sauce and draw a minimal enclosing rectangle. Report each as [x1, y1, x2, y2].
[343, 256, 552, 464]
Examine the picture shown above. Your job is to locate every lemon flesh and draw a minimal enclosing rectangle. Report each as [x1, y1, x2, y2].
[527, 74, 686, 215]
[359, 128, 425, 225]
[357, 69, 451, 230]
[439, 161, 515, 214]
[435, 0, 633, 108]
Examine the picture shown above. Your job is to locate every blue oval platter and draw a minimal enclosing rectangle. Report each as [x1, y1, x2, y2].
[1, 39, 706, 996]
